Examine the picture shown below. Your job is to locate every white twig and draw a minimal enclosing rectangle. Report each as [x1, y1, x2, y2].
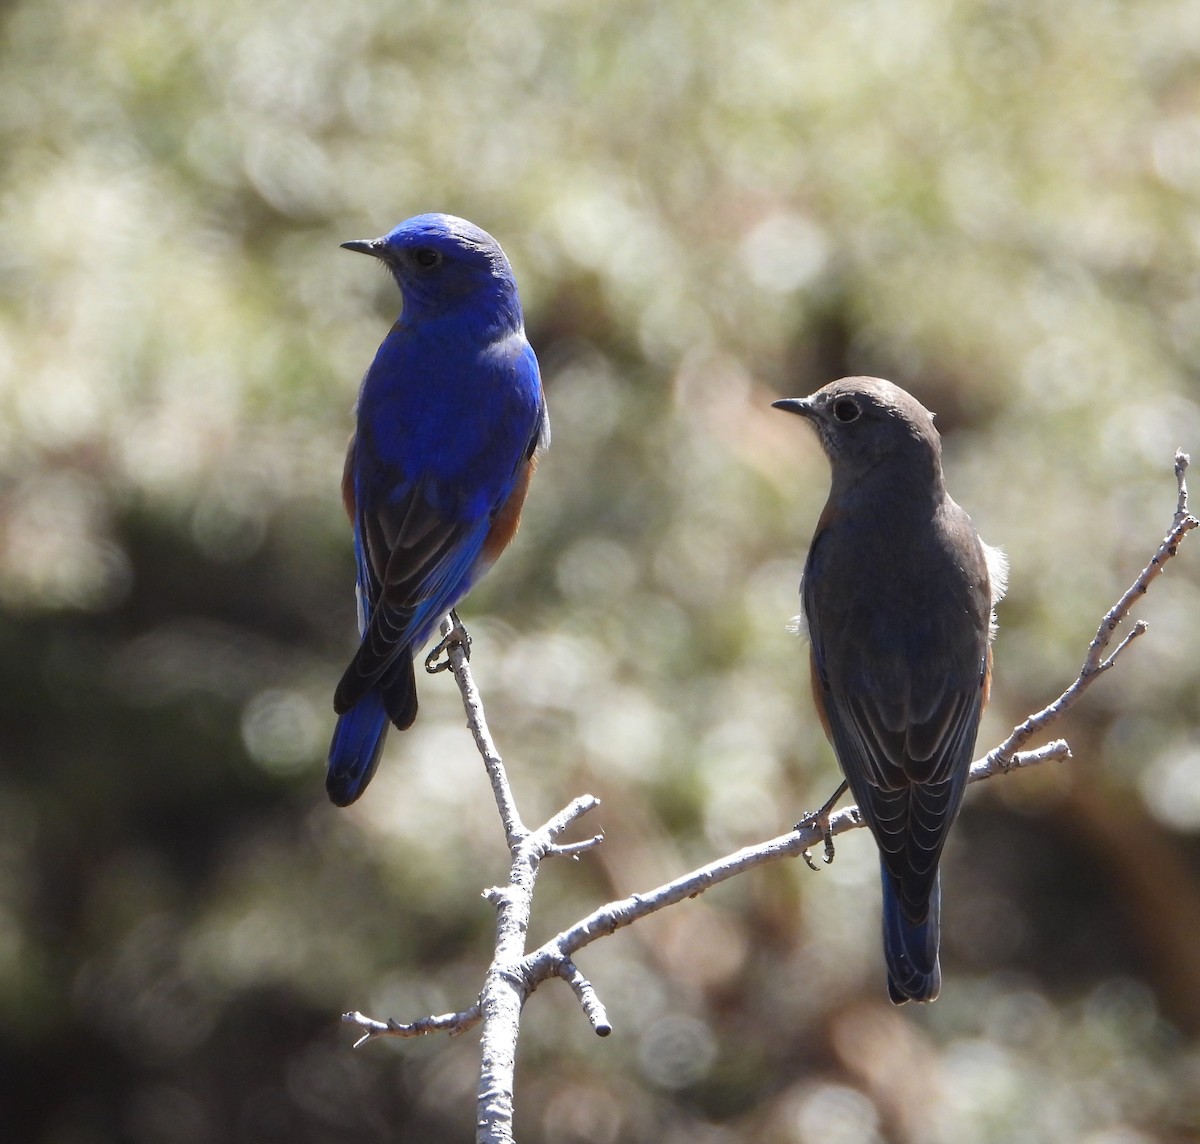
[475, 792, 600, 1143]
[432, 614, 529, 849]
[435, 619, 604, 1142]
[342, 1005, 481, 1047]
[549, 833, 606, 860]
[558, 956, 612, 1036]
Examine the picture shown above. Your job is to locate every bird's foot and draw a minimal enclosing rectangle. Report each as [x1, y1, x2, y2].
[424, 610, 472, 674]
[795, 780, 848, 871]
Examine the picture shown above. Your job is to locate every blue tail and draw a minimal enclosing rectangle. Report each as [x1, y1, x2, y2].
[326, 688, 390, 807]
[881, 864, 942, 1003]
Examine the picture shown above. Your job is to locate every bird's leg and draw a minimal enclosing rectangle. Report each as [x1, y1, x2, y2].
[425, 610, 473, 674]
[795, 780, 848, 871]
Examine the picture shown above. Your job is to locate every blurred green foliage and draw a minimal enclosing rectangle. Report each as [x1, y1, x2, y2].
[2, 0, 1200, 1139]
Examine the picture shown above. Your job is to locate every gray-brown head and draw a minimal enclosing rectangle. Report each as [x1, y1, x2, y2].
[773, 377, 944, 492]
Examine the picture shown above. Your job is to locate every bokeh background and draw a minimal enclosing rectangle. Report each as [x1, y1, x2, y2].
[3, 0, 1200, 1140]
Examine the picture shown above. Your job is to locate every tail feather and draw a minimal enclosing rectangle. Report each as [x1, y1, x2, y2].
[881, 863, 942, 1004]
[326, 688, 390, 807]
[380, 654, 419, 731]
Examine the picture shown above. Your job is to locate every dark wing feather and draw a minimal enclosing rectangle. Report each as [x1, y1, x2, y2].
[333, 476, 487, 714]
[819, 677, 982, 922]
[803, 517, 986, 924]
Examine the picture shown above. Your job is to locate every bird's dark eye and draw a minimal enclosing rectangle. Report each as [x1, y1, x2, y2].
[413, 247, 442, 269]
[832, 398, 860, 423]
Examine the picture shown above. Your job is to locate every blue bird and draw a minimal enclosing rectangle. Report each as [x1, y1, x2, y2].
[774, 378, 1005, 1002]
[327, 214, 548, 806]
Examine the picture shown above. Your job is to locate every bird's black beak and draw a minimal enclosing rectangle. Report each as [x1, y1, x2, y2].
[772, 397, 814, 418]
[340, 238, 387, 258]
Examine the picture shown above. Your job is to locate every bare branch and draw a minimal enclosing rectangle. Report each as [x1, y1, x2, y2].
[548, 833, 606, 860]
[558, 956, 612, 1036]
[991, 450, 1196, 766]
[970, 737, 1071, 780]
[342, 1005, 481, 1046]
[1176, 448, 1191, 520]
[403, 621, 612, 1140]
[515, 741, 1069, 978]
[345, 452, 1194, 1144]
[432, 614, 528, 849]
[475, 791, 603, 1144]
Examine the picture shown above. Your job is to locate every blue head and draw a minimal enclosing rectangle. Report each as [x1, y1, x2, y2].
[342, 213, 523, 329]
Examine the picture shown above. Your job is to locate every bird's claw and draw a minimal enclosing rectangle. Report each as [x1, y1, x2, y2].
[799, 823, 835, 871]
[795, 780, 848, 870]
[424, 611, 472, 674]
